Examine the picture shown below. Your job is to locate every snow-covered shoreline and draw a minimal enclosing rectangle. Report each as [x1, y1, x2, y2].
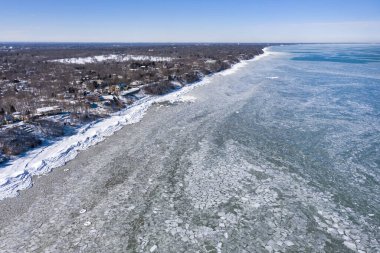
[0, 48, 271, 200]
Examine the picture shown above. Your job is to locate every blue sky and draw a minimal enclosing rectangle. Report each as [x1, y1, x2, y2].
[0, 0, 379, 43]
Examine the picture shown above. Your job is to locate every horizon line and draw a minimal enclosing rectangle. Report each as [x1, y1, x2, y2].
[1, 41, 379, 45]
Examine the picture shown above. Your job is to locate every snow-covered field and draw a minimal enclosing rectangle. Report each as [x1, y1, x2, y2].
[51, 54, 173, 64]
[0, 49, 270, 200]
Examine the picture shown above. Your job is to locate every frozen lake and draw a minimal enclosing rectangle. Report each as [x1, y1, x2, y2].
[0, 45, 379, 252]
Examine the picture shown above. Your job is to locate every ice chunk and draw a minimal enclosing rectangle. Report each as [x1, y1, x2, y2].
[150, 245, 157, 252]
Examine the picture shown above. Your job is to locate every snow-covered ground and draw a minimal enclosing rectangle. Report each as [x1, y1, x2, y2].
[51, 54, 173, 64]
[0, 48, 270, 200]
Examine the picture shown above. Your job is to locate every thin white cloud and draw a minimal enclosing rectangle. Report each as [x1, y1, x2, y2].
[245, 21, 380, 43]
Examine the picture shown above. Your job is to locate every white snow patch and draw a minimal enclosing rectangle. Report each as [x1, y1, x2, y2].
[0, 48, 271, 201]
[83, 221, 91, 227]
[120, 88, 140, 96]
[285, 240, 294, 247]
[177, 95, 196, 103]
[343, 241, 357, 251]
[51, 54, 172, 64]
[216, 242, 223, 253]
[36, 106, 60, 114]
